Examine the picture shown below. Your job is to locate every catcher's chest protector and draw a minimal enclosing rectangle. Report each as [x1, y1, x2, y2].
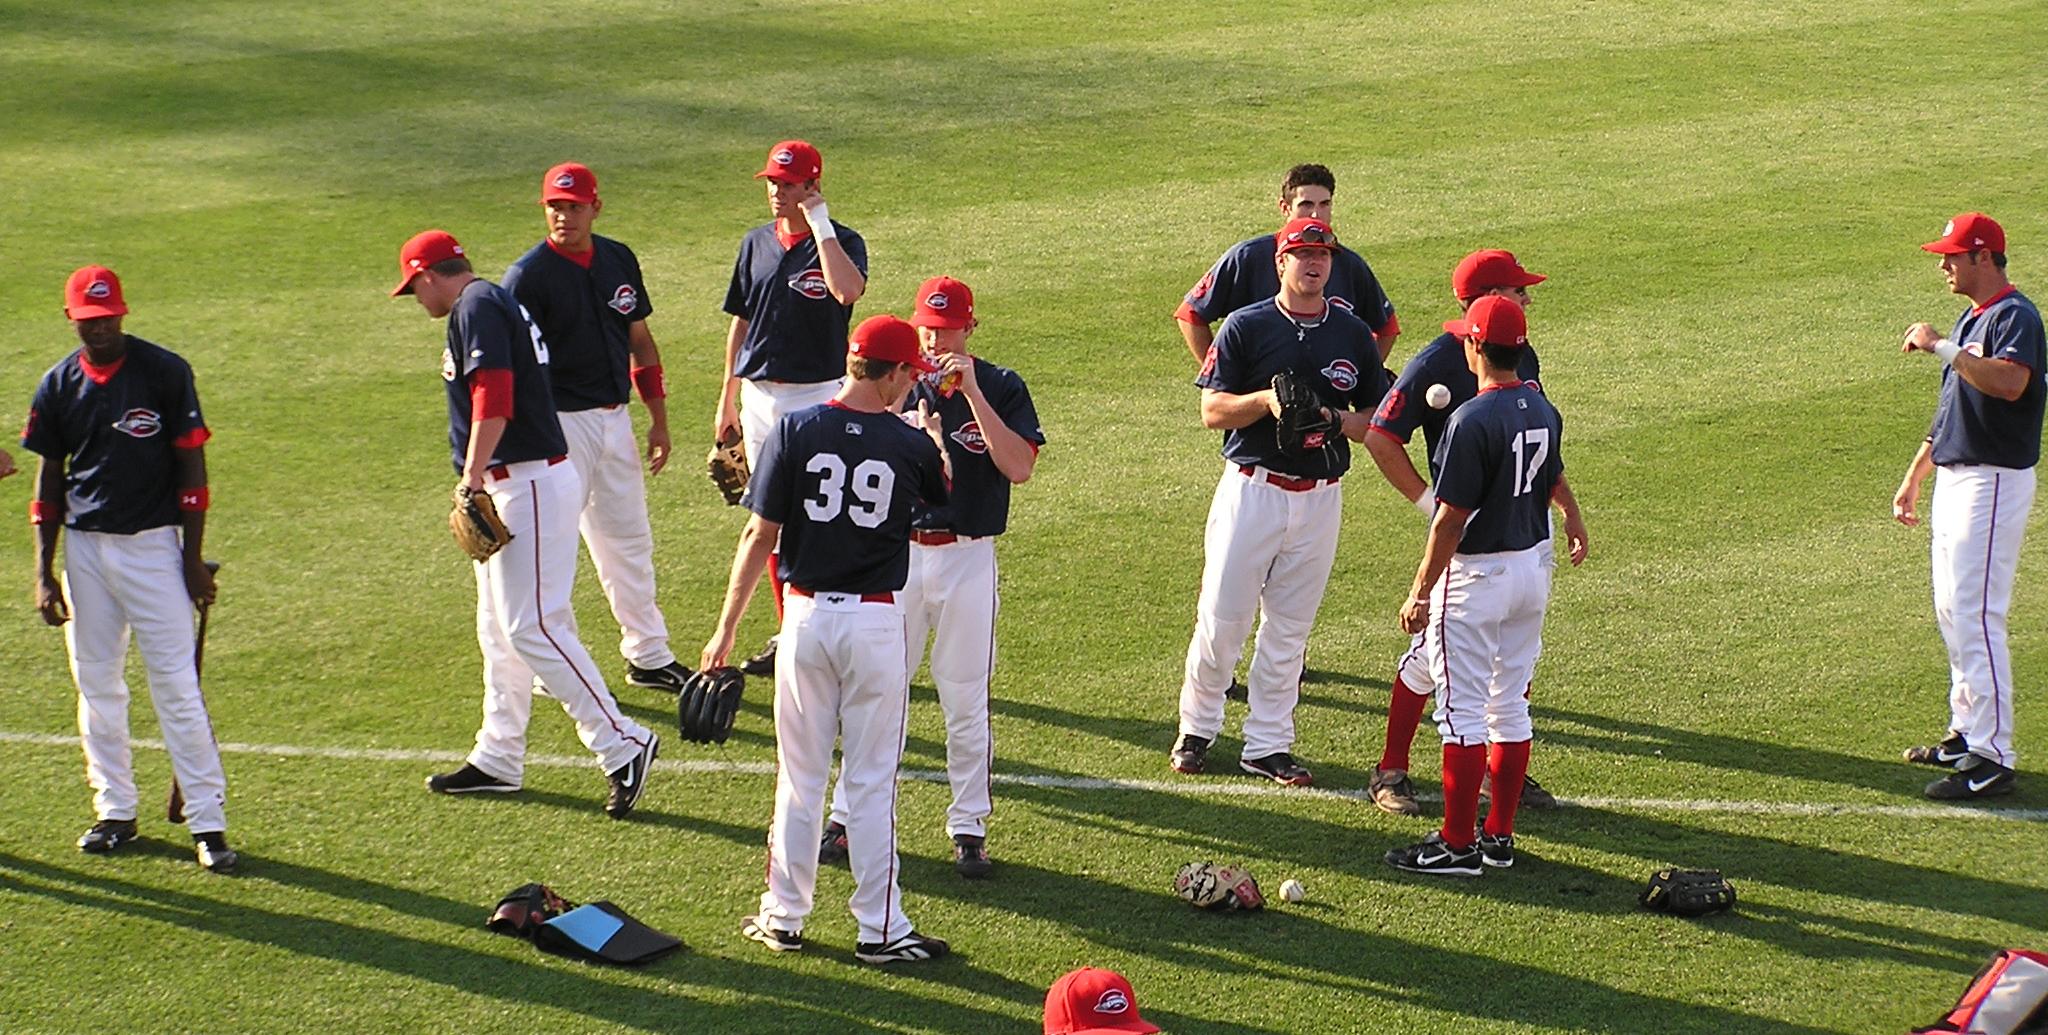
[1913, 949, 2048, 1034]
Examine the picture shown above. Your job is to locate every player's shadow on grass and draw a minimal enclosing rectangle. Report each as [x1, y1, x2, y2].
[0, 851, 1022, 1035]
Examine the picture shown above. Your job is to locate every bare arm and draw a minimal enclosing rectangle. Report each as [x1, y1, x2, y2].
[1904, 322, 2033, 401]
[1364, 428, 1431, 508]
[174, 446, 215, 606]
[1200, 387, 1281, 430]
[32, 457, 66, 625]
[942, 355, 1037, 484]
[717, 315, 748, 441]
[1893, 439, 1937, 527]
[1551, 474, 1588, 566]
[701, 515, 780, 669]
[627, 320, 672, 474]
[462, 417, 508, 490]
[1177, 318, 1214, 364]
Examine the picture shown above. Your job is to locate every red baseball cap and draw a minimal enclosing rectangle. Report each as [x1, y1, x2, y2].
[64, 266, 128, 320]
[391, 229, 466, 297]
[756, 140, 822, 183]
[1443, 294, 1529, 347]
[1275, 217, 1337, 256]
[541, 162, 598, 205]
[848, 314, 937, 371]
[1044, 968, 1159, 1035]
[1452, 248, 1547, 300]
[1922, 212, 2005, 255]
[912, 276, 975, 329]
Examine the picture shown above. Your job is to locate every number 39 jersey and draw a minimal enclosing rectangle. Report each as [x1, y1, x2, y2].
[1431, 381, 1564, 555]
[444, 278, 567, 472]
[746, 399, 950, 594]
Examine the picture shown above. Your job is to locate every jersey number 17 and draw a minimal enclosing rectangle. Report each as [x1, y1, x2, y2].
[1509, 429, 1549, 497]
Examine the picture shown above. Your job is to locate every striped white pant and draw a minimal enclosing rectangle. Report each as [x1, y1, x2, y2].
[1931, 463, 2035, 767]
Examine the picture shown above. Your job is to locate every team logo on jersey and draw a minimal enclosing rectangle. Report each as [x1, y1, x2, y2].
[788, 268, 829, 300]
[1321, 358, 1360, 391]
[924, 291, 950, 310]
[552, 171, 578, 189]
[608, 284, 638, 315]
[85, 280, 113, 300]
[441, 350, 458, 382]
[773, 148, 795, 166]
[111, 408, 161, 438]
[950, 421, 988, 454]
[1328, 294, 1354, 311]
[1093, 990, 1131, 1016]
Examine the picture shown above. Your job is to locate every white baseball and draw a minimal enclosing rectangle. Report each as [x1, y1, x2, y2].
[1425, 384, 1452, 409]
[1280, 879, 1305, 903]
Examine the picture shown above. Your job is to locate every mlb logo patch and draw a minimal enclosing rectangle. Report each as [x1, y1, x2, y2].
[845, 422, 864, 435]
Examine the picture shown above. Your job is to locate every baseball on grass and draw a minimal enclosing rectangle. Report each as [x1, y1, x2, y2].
[1280, 879, 1305, 903]
[1425, 384, 1452, 409]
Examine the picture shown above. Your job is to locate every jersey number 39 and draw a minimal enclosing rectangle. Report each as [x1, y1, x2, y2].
[803, 453, 895, 527]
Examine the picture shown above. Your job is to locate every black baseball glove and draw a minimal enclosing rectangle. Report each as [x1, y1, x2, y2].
[677, 666, 745, 744]
[486, 882, 577, 939]
[1639, 867, 1736, 917]
[1272, 370, 1337, 456]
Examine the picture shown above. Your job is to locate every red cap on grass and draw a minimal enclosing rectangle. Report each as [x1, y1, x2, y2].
[1044, 968, 1160, 1035]
[1922, 212, 2005, 255]
[1443, 294, 1529, 347]
[1452, 249, 1547, 300]
[1275, 217, 1337, 255]
[912, 276, 975, 329]
[64, 266, 128, 320]
[392, 230, 466, 297]
[848, 314, 936, 371]
[756, 140, 822, 183]
[541, 162, 598, 205]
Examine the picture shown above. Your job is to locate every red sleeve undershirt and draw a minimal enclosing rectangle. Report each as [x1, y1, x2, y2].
[173, 427, 212, 449]
[469, 368, 515, 422]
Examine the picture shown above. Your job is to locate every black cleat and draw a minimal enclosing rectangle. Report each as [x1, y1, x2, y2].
[1478, 832, 1515, 869]
[740, 637, 777, 677]
[1905, 734, 1971, 768]
[1481, 771, 1558, 809]
[1169, 734, 1211, 774]
[952, 834, 992, 879]
[1225, 679, 1248, 702]
[1925, 758, 2017, 800]
[624, 660, 694, 694]
[1240, 752, 1314, 787]
[742, 915, 803, 952]
[78, 818, 138, 854]
[426, 763, 519, 795]
[856, 930, 950, 964]
[605, 733, 660, 818]
[193, 831, 239, 874]
[1385, 831, 1483, 877]
[819, 821, 849, 865]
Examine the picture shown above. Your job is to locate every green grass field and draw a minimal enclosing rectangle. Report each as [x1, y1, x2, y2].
[4, 1, 2047, 1031]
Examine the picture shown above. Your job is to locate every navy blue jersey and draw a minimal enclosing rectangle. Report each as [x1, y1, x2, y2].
[1180, 235, 1395, 335]
[1195, 299, 1386, 479]
[502, 235, 652, 412]
[1431, 382, 1564, 555]
[722, 223, 870, 383]
[745, 401, 949, 594]
[904, 357, 1044, 538]
[1928, 287, 2046, 469]
[1373, 332, 1543, 457]
[443, 279, 568, 472]
[20, 338, 207, 535]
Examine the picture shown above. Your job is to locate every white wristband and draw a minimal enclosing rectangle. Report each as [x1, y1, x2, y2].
[1932, 338, 1962, 364]
[805, 201, 836, 240]
[1414, 487, 1436, 517]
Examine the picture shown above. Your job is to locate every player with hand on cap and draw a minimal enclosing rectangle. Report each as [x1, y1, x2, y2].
[22, 266, 236, 872]
[704, 314, 951, 964]
[1896, 212, 2042, 799]
[393, 229, 660, 818]
[1363, 249, 1564, 816]
[502, 162, 694, 695]
[1044, 967, 1161, 1035]
[1170, 217, 1388, 787]
[1384, 295, 1586, 878]
[818, 276, 1044, 879]
[716, 140, 870, 679]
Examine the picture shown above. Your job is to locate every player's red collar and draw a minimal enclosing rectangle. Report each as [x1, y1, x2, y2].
[1972, 284, 2018, 316]
[546, 238, 594, 269]
[78, 351, 126, 385]
[775, 221, 812, 250]
[1478, 379, 1524, 394]
[1278, 301, 1329, 322]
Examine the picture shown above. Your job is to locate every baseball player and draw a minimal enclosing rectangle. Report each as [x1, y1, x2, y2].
[1175, 163, 1399, 364]
[502, 162, 693, 694]
[702, 314, 952, 964]
[1896, 212, 2042, 799]
[392, 229, 660, 818]
[1171, 217, 1388, 787]
[716, 139, 870, 678]
[820, 276, 1044, 879]
[1363, 249, 1562, 815]
[22, 265, 236, 873]
[1384, 296, 1587, 877]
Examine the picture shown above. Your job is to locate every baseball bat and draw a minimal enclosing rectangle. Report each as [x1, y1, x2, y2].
[167, 559, 221, 825]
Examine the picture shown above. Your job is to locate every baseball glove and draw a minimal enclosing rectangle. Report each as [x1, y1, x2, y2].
[1272, 370, 1337, 456]
[450, 486, 513, 562]
[1639, 867, 1736, 917]
[707, 427, 749, 506]
[486, 882, 577, 939]
[677, 666, 744, 745]
[1174, 861, 1266, 911]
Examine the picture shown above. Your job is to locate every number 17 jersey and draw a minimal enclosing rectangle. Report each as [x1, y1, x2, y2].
[746, 400, 950, 594]
[1431, 381, 1564, 555]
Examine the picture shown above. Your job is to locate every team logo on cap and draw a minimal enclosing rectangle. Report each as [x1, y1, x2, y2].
[111, 408, 161, 438]
[441, 351, 457, 382]
[85, 280, 113, 300]
[1322, 358, 1359, 391]
[788, 269, 829, 300]
[950, 421, 988, 454]
[553, 172, 578, 189]
[608, 284, 638, 315]
[1943, 220, 1956, 237]
[1093, 989, 1130, 1015]
[924, 291, 950, 311]
[773, 148, 795, 166]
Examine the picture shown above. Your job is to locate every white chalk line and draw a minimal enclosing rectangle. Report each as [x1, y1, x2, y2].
[3, 730, 2043, 823]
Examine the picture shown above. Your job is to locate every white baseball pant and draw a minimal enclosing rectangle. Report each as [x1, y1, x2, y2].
[64, 526, 229, 833]
[740, 378, 843, 467]
[1931, 463, 2035, 767]
[756, 590, 916, 944]
[830, 536, 999, 838]
[557, 405, 676, 669]
[1397, 535, 1551, 694]
[466, 457, 654, 784]
[1179, 464, 1343, 759]
[1429, 546, 1553, 746]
